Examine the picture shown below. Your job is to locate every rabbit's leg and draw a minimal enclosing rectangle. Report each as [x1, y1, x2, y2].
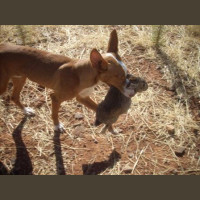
[108, 125, 118, 135]
[100, 124, 109, 134]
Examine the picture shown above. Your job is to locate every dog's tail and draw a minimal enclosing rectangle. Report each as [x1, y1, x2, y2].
[94, 119, 102, 126]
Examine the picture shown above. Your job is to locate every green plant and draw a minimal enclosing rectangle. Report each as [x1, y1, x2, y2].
[16, 25, 35, 45]
[152, 25, 164, 47]
[16, 25, 26, 45]
[186, 25, 200, 37]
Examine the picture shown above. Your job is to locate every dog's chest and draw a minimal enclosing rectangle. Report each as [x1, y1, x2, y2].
[79, 85, 96, 98]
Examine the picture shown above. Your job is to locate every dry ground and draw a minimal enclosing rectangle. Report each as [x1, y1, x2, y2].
[0, 25, 200, 175]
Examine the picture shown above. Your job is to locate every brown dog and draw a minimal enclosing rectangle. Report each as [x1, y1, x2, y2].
[0, 30, 132, 132]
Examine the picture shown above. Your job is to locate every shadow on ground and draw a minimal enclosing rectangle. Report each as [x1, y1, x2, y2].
[156, 47, 200, 120]
[82, 150, 121, 175]
[53, 131, 66, 175]
[0, 161, 9, 175]
[0, 116, 33, 175]
[0, 115, 67, 175]
[156, 47, 200, 99]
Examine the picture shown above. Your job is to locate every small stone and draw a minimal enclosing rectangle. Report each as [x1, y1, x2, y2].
[74, 112, 84, 120]
[170, 169, 178, 175]
[72, 126, 85, 138]
[164, 160, 170, 165]
[128, 153, 134, 158]
[123, 165, 132, 174]
[175, 146, 186, 157]
[166, 125, 175, 135]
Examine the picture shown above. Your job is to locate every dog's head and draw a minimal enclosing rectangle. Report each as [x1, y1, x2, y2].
[90, 30, 133, 97]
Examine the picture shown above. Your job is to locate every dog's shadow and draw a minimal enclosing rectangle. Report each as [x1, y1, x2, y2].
[0, 161, 9, 175]
[0, 116, 33, 175]
[10, 116, 33, 175]
[0, 116, 66, 175]
[53, 131, 66, 175]
[82, 150, 121, 175]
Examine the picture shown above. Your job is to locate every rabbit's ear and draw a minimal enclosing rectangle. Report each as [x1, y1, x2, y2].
[126, 73, 135, 80]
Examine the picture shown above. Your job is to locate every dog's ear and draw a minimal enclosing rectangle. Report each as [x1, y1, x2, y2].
[90, 49, 108, 72]
[107, 29, 118, 53]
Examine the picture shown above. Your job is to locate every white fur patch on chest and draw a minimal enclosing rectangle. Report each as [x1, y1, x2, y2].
[106, 53, 128, 75]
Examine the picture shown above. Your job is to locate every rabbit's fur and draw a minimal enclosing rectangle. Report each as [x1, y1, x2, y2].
[95, 74, 148, 134]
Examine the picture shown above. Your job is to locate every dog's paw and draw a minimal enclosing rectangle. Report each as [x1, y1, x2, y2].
[23, 107, 35, 117]
[54, 123, 65, 133]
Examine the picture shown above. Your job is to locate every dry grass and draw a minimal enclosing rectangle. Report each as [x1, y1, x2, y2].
[0, 25, 200, 175]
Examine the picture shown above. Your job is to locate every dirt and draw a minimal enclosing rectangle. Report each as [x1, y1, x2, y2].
[0, 53, 200, 175]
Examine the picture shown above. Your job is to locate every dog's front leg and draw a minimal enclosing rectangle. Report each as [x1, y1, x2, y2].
[76, 95, 97, 112]
[50, 93, 65, 133]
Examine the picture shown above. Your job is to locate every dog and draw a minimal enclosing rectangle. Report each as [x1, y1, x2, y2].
[0, 30, 133, 133]
[95, 74, 148, 134]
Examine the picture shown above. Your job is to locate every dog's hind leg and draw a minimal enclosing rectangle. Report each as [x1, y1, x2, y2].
[11, 77, 35, 116]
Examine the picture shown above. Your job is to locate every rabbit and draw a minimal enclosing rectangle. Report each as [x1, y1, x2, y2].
[95, 74, 148, 134]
